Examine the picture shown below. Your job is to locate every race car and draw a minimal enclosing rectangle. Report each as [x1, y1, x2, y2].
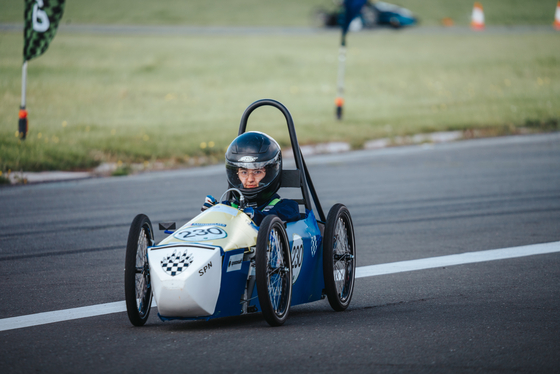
[124, 99, 356, 327]
[315, 0, 417, 30]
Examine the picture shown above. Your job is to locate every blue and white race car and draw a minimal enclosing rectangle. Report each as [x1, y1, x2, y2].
[124, 99, 356, 327]
[316, 1, 417, 30]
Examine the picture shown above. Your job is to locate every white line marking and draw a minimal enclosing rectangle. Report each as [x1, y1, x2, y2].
[1, 241, 559, 332]
[0, 299, 158, 333]
[356, 241, 560, 278]
[0, 301, 126, 332]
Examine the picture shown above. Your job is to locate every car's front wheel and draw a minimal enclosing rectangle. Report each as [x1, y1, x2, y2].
[124, 214, 154, 326]
[255, 215, 292, 326]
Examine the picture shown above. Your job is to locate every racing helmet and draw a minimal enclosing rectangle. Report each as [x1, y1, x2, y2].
[225, 131, 282, 204]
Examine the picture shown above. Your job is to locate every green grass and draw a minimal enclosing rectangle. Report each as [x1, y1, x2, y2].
[1, 0, 327, 26]
[1, 29, 558, 172]
[0, 0, 557, 26]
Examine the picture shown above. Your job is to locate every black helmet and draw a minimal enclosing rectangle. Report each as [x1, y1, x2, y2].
[225, 131, 282, 204]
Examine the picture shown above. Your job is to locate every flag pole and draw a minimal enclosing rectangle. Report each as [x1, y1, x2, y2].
[19, 61, 28, 140]
[20, 0, 66, 140]
[335, 0, 365, 120]
[335, 35, 347, 120]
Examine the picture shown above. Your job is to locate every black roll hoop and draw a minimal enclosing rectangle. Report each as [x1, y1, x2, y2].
[238, 99, 326, 222]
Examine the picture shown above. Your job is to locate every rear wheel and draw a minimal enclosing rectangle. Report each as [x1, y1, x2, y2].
[255, 215, 292, 326]
[390, 17, 402, 28]
[124, 214, 154, 326]
[323, 204, 356, 311]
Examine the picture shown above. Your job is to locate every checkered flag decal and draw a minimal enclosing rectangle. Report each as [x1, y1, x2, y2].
[23, 0, 66, 61]
[161, 250, 194, 276]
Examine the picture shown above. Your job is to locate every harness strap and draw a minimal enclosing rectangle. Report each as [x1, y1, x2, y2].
[262, 198, 281, 212]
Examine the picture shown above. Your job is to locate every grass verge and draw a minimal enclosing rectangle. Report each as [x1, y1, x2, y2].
[1, 30, 559, 172]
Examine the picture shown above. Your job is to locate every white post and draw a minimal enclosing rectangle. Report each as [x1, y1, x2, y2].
[335, 45, 346, 120]
[336, 45, 346, 101]
[21, 60, 28, 108]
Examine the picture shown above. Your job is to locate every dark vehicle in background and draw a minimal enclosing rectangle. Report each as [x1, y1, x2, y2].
[314, 1, 417, 30]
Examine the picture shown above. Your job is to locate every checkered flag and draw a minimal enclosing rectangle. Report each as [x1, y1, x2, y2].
[23, 0, 66, 62]
[161, 250, 194, 276]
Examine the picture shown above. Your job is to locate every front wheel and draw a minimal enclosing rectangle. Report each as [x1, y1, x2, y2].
[124, 214, 154, 326]
[255, 215, 292, 326]
[323, 204, 356, 311]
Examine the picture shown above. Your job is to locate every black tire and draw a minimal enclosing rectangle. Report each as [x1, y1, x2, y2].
[389, 17, 402, 28]
[124, 214, 154, 326]
[255, 215, 292, 326]
[323, 204, 356, 311]
[310, 7, 337, 28]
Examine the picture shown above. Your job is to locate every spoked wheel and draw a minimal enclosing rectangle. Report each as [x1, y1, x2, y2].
[255, 215, 292, 326]
[124, 214, 154, 326]
[323, 204, 356, 311]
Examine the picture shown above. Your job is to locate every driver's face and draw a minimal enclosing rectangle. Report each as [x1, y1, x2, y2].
[238, 168, 266, 189]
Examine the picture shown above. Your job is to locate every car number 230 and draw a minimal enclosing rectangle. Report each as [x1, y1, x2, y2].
[173, 226, 227, 242]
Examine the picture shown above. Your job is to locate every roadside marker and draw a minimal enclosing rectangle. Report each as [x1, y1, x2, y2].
[1, 241, 559, 332]
[554, 1, 560, 30]
[471, 2, 485, 30]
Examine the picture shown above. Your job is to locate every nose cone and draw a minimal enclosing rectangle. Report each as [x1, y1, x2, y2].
[148, 245, 222, 318]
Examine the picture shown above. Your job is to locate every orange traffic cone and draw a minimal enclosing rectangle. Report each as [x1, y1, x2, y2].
[471, 2, 485, 30]
[554, 1, 560, 30]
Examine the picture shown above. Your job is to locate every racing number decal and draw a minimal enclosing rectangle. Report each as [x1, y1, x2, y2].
[291, 234, 304, 284]
[173, 226, 227, 242]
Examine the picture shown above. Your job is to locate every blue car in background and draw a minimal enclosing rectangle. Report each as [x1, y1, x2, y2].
[315, 1, 417, 30]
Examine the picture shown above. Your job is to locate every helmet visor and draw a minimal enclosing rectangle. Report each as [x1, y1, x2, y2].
[226, 155, 280, 192]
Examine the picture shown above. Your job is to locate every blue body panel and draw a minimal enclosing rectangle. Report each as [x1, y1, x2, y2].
[214, 248, 252, 318]
[286, 210, 324, 306]
[377, 12, 416, 26]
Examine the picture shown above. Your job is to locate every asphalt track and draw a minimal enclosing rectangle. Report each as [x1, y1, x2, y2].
[1, 133, 559, 373]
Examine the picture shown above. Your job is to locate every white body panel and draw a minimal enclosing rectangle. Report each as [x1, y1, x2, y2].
[147, 204, 258, 318]
[148, 245, 222, 317]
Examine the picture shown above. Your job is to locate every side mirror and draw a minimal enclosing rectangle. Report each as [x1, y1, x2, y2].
[159, 222, 176, 232]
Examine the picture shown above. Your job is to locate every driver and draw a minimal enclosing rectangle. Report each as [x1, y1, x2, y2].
[201, 131, 299, 226]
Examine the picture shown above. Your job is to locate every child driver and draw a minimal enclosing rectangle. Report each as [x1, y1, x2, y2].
[201, 131, 299, 226]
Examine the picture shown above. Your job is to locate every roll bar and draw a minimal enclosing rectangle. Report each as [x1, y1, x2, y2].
[238, 99, 326, 222]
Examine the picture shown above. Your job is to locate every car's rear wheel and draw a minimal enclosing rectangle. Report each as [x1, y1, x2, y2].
[255, 215, 292, 326]
[124, 214, 154, 326]
[323, 204, 356, 311]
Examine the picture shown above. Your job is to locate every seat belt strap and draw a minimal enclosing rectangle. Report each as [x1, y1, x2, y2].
[263, 198, 281, 212]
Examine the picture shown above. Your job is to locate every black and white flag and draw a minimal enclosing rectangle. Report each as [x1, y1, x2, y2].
[23, 0, 65, 61]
